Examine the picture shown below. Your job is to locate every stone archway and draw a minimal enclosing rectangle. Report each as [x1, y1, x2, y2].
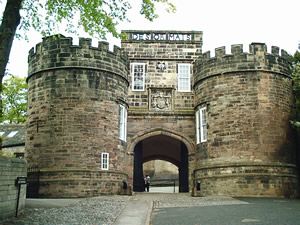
[129, 129, 194, 192]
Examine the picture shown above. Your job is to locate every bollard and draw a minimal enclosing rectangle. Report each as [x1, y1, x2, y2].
[173, 180, 175, 193]
[123, 180, 128, 190]
[196, 180, 201, 196]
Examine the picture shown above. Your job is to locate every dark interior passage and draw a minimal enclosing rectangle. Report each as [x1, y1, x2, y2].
[133, 134, 189, 192]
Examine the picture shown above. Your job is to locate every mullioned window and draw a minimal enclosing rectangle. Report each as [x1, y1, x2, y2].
[178, 63, 191, 92]
[131, 63, 146, 91]
[101, 152, 109, 170]
[119, 104, 127, 142]
[196, 107, 207, 143]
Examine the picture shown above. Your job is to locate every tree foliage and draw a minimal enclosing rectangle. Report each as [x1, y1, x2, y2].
[0, 151, 16, 158]
[19, 0, 175, 39]
[0, 74, 27, 124]
[291, 51, 300, 128]
[0, 0, 175, 117]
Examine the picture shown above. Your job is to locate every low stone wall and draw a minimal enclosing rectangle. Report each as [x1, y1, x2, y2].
[1, 146, 25, 157]
[0, 156, 27, 220]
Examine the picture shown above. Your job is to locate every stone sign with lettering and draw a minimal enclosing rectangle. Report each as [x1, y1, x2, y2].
[123, 30, 203, 43]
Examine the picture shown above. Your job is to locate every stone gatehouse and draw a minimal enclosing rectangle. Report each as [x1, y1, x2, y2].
[25, 30, 299, 198]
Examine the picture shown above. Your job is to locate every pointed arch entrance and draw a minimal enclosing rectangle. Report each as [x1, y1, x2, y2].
[130, 129, 192, 193]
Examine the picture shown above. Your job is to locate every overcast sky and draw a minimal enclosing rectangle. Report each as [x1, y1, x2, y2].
[2, 0, 300, 78]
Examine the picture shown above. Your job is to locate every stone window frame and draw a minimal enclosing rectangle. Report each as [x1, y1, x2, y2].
[196, 106, 207, 144]
[101, 152, 109, 170]
[119, 104, 127, 142]
[131, 62, 146, 91]
[177, 63, 191, 92]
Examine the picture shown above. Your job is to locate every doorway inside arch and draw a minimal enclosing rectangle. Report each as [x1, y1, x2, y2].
[143, 159, 179, 193]
[133, 134, 189, 192]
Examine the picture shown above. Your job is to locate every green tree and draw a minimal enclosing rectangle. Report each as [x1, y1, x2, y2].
[291, 51, 300, 128]
[0, 74, 27, 124]
[0, 135, 3, 147]
[0, 0, 176, 116]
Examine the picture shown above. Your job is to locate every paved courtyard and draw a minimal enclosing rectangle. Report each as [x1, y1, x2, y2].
[1, 188, 300, 225]
[151, 196, 300, 225]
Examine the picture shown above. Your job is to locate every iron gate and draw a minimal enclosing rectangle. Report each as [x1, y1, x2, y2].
[26, 167, 40, 198]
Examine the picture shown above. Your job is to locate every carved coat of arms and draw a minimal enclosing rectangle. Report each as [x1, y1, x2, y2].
[150, 89, 173, 111]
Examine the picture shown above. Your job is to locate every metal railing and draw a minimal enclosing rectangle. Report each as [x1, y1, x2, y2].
[150, 179, 178, 193]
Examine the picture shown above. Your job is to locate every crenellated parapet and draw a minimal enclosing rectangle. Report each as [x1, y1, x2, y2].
[194, 43, 291, 85]
[28, 34, 129, 81]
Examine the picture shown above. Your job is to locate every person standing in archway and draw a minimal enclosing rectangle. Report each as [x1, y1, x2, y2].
[144, 176, 147, 191]
[145, 175, 151, 192]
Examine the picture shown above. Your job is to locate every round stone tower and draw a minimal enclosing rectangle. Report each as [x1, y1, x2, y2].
[26, 35, 129, 197]
[193, 43, 298, 197]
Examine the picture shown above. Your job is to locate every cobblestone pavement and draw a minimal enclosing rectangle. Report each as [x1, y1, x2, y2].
[1, 195, 131, 225]
[0, 192, 249, 225]
[3, 192, 299, 225]
[135, 192, 248, 208]
[114, 193, 248, 225]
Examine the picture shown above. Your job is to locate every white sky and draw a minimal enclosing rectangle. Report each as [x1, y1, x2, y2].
[1, 0, 300, 78]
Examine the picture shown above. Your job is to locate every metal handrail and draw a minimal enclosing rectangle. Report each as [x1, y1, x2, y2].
[150, 179, 178, 193]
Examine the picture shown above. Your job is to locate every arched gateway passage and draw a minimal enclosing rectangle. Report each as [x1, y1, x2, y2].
[133, 134, 189, 192]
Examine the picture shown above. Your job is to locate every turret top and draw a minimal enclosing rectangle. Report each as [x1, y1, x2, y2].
[27, 34, 129, 80]
[194, 43, 291, 84]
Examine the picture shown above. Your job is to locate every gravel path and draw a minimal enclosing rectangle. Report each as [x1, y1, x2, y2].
[1, 195, 132, 225]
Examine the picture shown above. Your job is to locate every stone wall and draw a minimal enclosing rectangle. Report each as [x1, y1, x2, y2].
[193, 43, 298, 197]
[1, 146, 24, 158]
[196, 162, 298, 197]
[38, 169, 128, 197]
[26, 31, 299, 198]
[26, 35, 130, 197]
[143, 160, 178, 180]
[122, 30, 202, 109]
[121, 30, 203, 143]
[0, 156, 26, 220]
[122, 31, 202, 190]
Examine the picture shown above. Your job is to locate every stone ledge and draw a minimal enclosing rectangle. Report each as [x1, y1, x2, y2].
[39, 168, 128, 175]
[195, 173, 298, 179]
[195, 161, 297, 170]
[27, 66, 129, 87]
[39, 178, 125, 182]
[128, 107, 194, 116]
[193, 69, 291, 87]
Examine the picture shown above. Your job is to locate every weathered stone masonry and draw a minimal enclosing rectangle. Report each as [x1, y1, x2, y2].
[121, 31, 203, 192]
[26, 35, 129, 197]
[193, 43, 298, 197]
[0, 156, 26, 219]
[26, 31, 299, 198]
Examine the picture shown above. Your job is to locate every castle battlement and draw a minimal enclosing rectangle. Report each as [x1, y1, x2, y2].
[25, 31, 298, 199]
[28, 35, 129, 80]
[194, 43, 291, 84]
